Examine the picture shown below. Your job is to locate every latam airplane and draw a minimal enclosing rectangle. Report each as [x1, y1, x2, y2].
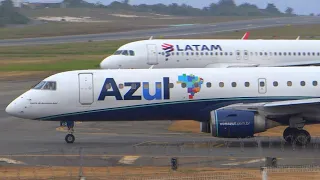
[5, 67, 320, 145]
[99, 39, 320, 69]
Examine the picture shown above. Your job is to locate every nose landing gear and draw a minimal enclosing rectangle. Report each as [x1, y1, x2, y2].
[65, 121, 75, 143]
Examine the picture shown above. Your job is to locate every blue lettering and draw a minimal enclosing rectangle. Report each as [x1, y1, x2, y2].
[201, 45, 210, 51]
[185, 45, 193, 51]
[98, 77, 171, 101]
[193, 45, 200, 51]
[124, 82, 141, 100]
[211, 45, 222, 51]
[143, 82, 162, 100]
[176, 45, 184, 51]
[98, 78, 123, 100]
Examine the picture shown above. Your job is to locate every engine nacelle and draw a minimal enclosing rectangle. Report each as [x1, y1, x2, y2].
[210, 109, 280, 138]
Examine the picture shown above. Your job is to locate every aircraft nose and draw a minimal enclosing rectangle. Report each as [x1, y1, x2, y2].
[5, 101, 17, 116]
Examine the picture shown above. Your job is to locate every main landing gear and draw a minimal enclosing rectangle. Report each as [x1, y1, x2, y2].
[283, 127, 311, 146]
[65, 121, 75, 143]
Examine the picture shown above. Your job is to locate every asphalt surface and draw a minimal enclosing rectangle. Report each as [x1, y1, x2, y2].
[1, 16, 320, 46]
[1, 79, 320, 169]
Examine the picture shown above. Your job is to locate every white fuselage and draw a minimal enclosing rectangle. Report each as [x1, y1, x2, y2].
[5, 67, 320, 122]
[100, 39, 320, 69]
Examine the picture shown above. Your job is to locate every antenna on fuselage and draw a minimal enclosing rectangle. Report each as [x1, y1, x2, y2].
[149, 65, 154, 69]
[296, 36, 300, 40]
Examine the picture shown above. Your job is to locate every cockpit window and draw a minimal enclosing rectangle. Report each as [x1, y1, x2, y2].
[32, 81, 46, 89]
[113, 50, 135, 56]
[113, 50, 122, 55]
[43, 81, 57, 90]
[122, 50, 128, 56]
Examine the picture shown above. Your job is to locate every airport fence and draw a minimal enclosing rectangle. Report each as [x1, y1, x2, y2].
[1, 136, 320, 179]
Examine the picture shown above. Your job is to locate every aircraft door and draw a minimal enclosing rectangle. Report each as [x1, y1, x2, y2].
[79, 73, 94, 105]
[244, 50, 249, 60]
[258, 78, 267, 94]
[147, 44, 159, 65]
[236, 50, 241, 60]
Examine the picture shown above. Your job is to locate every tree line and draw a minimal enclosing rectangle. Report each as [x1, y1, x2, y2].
[0, 0, 29, 27]
[65, 0, 296, 16]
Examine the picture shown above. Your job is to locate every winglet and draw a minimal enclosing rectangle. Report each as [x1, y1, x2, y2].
[149, 36, 153, 40]
[149, 65, 154, 69]
[296, 36, 300, 40]
[241, 32, 250, 40]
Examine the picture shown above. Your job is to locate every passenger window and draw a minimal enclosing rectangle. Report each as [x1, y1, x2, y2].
[176, 52, 179, 56]
[205, 52, 209, 56]
[32, 81, 46, 89]
[244, 52, 248, 55]
[293, 52, 296, 56]
[131, 83, 137, 89]
[303, 52, 306, 56]
[43, 81, 56, 90]
[219, 82, 224, 88]
[181, 52, 184, 56]
[313, 81, 318, 86]
[298, 52, 301, 56]
[194, 83, 199, 87]
[169, 83, 174, 88]
[287, 81, 292, 87]
[273, 81, 278, 87]
[312, 52, 315, 56]
[129, 50, 135, 56]
[250, 52, 253, 56]
[200, 52, 204, 56]
[260, 81, 265, 87]
[156, 83, 161, 89]
[210, 52, 213, 56]
[318, 53, 320, 56]
[279, 52, 282, 56]
[196, 52, 199, 56]
[191, 52, 194, 56]
[307, 52, 310, 56]
[186, 52, 189, 56]
[206, 82, 212, 88]
[181, 83, 186, 88]
[143, 83, 149, 89]
[230, 52, 233, 56]
[171, 52, 174, 56]
[225, 52, 228, 56]
[269, 52, 272, 56]
[161, 52, 165, 56]
[288, 52, 291, 56]
[122, 50, 128, 56]
[255, 52, 258, 56]
[237, 52, 240, 55]
[220, 52, 223, 56]
[106, 83, 111, 89]
[118, 84, 124, 89]
[260, 52, 263, 56]
[284, 52, 287, 56]
[216, 52, 219, 56]
[274, 52, 277, 56]
[300, 81, 306, 86]
[264, 52, 267, 56]
[231, 82, 237, 87]
[244, 82, 250, 87]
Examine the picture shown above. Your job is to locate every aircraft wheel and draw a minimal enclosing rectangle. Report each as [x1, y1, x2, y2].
[283, 127, 296, 143]
[65, 134, 75, 143]
[294, 130, 311, 146]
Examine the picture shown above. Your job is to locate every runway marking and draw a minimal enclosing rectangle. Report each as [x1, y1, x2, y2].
[221, 158, 265, 166]
[213, 143, 224, 148]
[133, 141, 153, 146]
[118, 156, 140, 165]
[0, 158, 26, 165]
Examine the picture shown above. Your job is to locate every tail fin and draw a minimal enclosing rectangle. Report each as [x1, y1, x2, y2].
[241, 32, 250, 40]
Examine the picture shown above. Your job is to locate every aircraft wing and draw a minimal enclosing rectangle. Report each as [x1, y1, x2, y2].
[218, 98, 320, 117]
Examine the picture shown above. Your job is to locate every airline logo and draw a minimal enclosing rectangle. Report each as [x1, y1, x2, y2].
[98, 77, 170, 101]
[177, 74, 203, 99]
[162, 43, 174, 57]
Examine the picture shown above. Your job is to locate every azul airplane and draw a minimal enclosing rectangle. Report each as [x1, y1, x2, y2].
[99, 38, 320, 69]
[5, 67, 320, 145]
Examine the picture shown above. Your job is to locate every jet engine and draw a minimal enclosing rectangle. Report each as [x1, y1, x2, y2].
[210, 109, 280, 138]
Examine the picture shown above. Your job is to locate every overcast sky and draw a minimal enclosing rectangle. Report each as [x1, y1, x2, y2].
[25, 0, 319, 15]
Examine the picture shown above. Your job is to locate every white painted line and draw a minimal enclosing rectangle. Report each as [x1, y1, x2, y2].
[0, 158, 26, 165]
[221, 158, 265, 166]
[118, 156, 140, 165]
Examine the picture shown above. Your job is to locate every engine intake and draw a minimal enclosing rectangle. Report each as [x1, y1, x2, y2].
[210, 109, 280, 138]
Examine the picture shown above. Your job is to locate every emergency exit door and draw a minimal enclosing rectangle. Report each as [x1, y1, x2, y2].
[147, 44, 158, 65]
[258, 78, 267, 94]
[79, 73, 94, 105]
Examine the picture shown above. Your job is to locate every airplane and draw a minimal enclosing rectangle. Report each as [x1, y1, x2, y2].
[5, 66, 320, 146]
[99, 39, 320, 69]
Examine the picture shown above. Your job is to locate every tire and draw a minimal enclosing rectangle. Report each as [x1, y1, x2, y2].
[283, 127, 296, 143]
[294, 130, 311, 146]
[65, 134, 75, 143]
